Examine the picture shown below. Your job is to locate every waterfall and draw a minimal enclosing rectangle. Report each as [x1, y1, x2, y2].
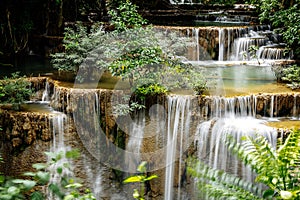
[293, 94, 299, 119]
[210, 95, 255, 118]
[270, 95, 274, 118]
[193, 28, 200, 61]
[47, 112, 73, 200]
[218, 28, 225, 61]
[194, 95, 278, 199]
[42, 80, 50, 102]
[195, 117, 278, 183]
[227, 28, 232, 60]
[164, 96, 191, 200]
[126, 110, 145, 172]
[257, 46, 291, 60]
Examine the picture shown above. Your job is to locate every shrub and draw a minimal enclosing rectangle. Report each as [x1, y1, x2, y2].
[0, 72, 32, 107]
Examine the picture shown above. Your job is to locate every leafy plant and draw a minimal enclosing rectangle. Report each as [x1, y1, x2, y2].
[0, 72, 33, 108]
[247, 0, 300, 59]
[123, 161, 158, 200]
[50, 1, 209, 98]
[0, 149, 95, 200]
[188, 129, 300, 199]
[113, 95, 145, 116]
[108, 0, 147, 32]
[248, 45, 261, 65]
[281, 65, 300, 89]
[50, 23, 105, 74]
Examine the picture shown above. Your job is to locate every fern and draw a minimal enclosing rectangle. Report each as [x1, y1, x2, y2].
[189, 129, 300, 199]
[187, 157, 263, 200]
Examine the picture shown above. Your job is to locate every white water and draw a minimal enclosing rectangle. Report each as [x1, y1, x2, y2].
[164, 96, 191, 200]
[210, 95, 255, 118]
[218, 28, 225, 61]
[195, 117, 277, 181]
[194, 95, 278, 199]
[42, 80, 50, 102]
[126, 110, 146, 172]
[47, 113, 73, 200]
[192, 28, 200, 61]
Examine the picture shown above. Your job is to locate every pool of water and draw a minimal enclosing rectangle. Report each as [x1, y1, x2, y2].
[53, 62, 294, 97]
[188, 61, 293, 96]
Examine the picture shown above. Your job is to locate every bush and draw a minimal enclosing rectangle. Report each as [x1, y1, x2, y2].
[281, 65, 300, 89]
[0, 72, 32, 107]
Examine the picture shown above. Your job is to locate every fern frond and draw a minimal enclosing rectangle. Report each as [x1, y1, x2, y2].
[187, 157, 263, 200]
[227, 134, 278, 187]
[276, 129, 300, 191]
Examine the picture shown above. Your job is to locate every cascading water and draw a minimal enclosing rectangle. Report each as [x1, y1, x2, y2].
[126, 110, 146, 172]
[218, 28, 225, 61]
[42, 80, 50, 102]
[194, 95, 278, 199]
[164, 96, 191, 200]
[47, 112, 74, 200]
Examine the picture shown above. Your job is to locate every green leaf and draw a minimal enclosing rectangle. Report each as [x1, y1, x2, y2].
[30, 191, 44, 200]
[133, 189, 140, 199]
[0, 194, 13, 200]
[144, 175, 158, 181]
[65, 183, 83, 189]
[7, 186, 20, 196]
[64, 194, 75, 200]
[0, 175, 5, 183]
[57, 167, 63, 174]
[65, 149, 80, 159]
[12, 179, 36, 190]
[23, 172, 36, 177]
[263, 189, 274, 199]
[32, 163, 48, 170]
[49, 183, 64, 199]
[36, 171, 50, 184]
[123, 175, 144, 183]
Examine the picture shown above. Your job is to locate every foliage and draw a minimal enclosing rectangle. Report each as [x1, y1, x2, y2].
[113, 95, 146, 116]
[123, 161, 158, 200]
[281, 65, 300, 89]
[188, 129, 300, 199]
[0, 149, 96, 200]
[247, 0, 300, 59]
[50, 1, 209, 98]
[187, 157, 263, 200]
[105, 26, 207, 97]
[0, 72, 33, 106]
[50, 23, 105, 73]
[108, 0, 147, 32]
